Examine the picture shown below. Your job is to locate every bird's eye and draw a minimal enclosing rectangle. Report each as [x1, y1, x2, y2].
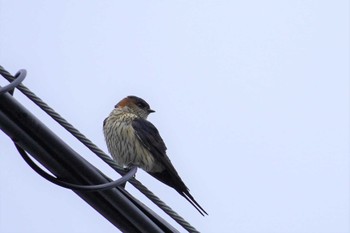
[137, 102, 146, 108]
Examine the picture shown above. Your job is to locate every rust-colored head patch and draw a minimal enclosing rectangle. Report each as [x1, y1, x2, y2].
[114, 97, 131, 108]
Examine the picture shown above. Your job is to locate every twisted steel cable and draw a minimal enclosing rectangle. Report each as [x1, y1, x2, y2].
[0, 65, 200, 233]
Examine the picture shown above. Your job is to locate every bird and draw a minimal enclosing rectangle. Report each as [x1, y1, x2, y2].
[103, 95, 207, 216]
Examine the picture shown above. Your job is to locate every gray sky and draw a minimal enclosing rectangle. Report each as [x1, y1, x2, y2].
[0, 1, 349, 233]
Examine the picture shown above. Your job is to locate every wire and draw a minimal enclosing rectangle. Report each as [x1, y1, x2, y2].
[15, 143, 137, 192]
[0, 69, 26, 95]
[0, 66, 200, 233]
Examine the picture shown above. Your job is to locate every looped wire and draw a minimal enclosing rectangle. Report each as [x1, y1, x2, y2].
[0, 69, 26, 95]
[15, 143, 137, 191]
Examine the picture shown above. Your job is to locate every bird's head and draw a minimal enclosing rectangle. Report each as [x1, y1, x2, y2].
[115, 96, 155, 119]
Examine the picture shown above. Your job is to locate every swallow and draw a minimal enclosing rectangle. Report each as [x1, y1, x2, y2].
[103, 96, 207, 215]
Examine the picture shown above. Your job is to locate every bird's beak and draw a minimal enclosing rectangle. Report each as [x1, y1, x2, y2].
[148, 109, 155, 113]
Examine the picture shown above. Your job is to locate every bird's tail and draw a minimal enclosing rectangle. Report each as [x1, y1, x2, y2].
[149, 171, 208, 216]
[180, 190, 208, 216]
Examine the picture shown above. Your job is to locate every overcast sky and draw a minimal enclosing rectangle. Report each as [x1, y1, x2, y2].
[0, 1, 349, 233]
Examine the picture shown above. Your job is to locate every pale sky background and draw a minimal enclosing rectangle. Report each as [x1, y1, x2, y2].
[0, 1, 349, 233]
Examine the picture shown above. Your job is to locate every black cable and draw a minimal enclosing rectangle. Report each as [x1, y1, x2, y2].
[14, 143, 137, 192]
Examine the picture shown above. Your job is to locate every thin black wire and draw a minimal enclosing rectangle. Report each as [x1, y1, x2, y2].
[0, 66, 200, 233]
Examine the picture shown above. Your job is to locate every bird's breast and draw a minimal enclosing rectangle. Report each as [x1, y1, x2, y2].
[103, 114, 164, 172]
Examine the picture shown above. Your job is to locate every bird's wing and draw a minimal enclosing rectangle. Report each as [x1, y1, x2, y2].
[131, 118, 167, 154]
[131, 118, 186, 187]
[132, 118, 208, 216]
